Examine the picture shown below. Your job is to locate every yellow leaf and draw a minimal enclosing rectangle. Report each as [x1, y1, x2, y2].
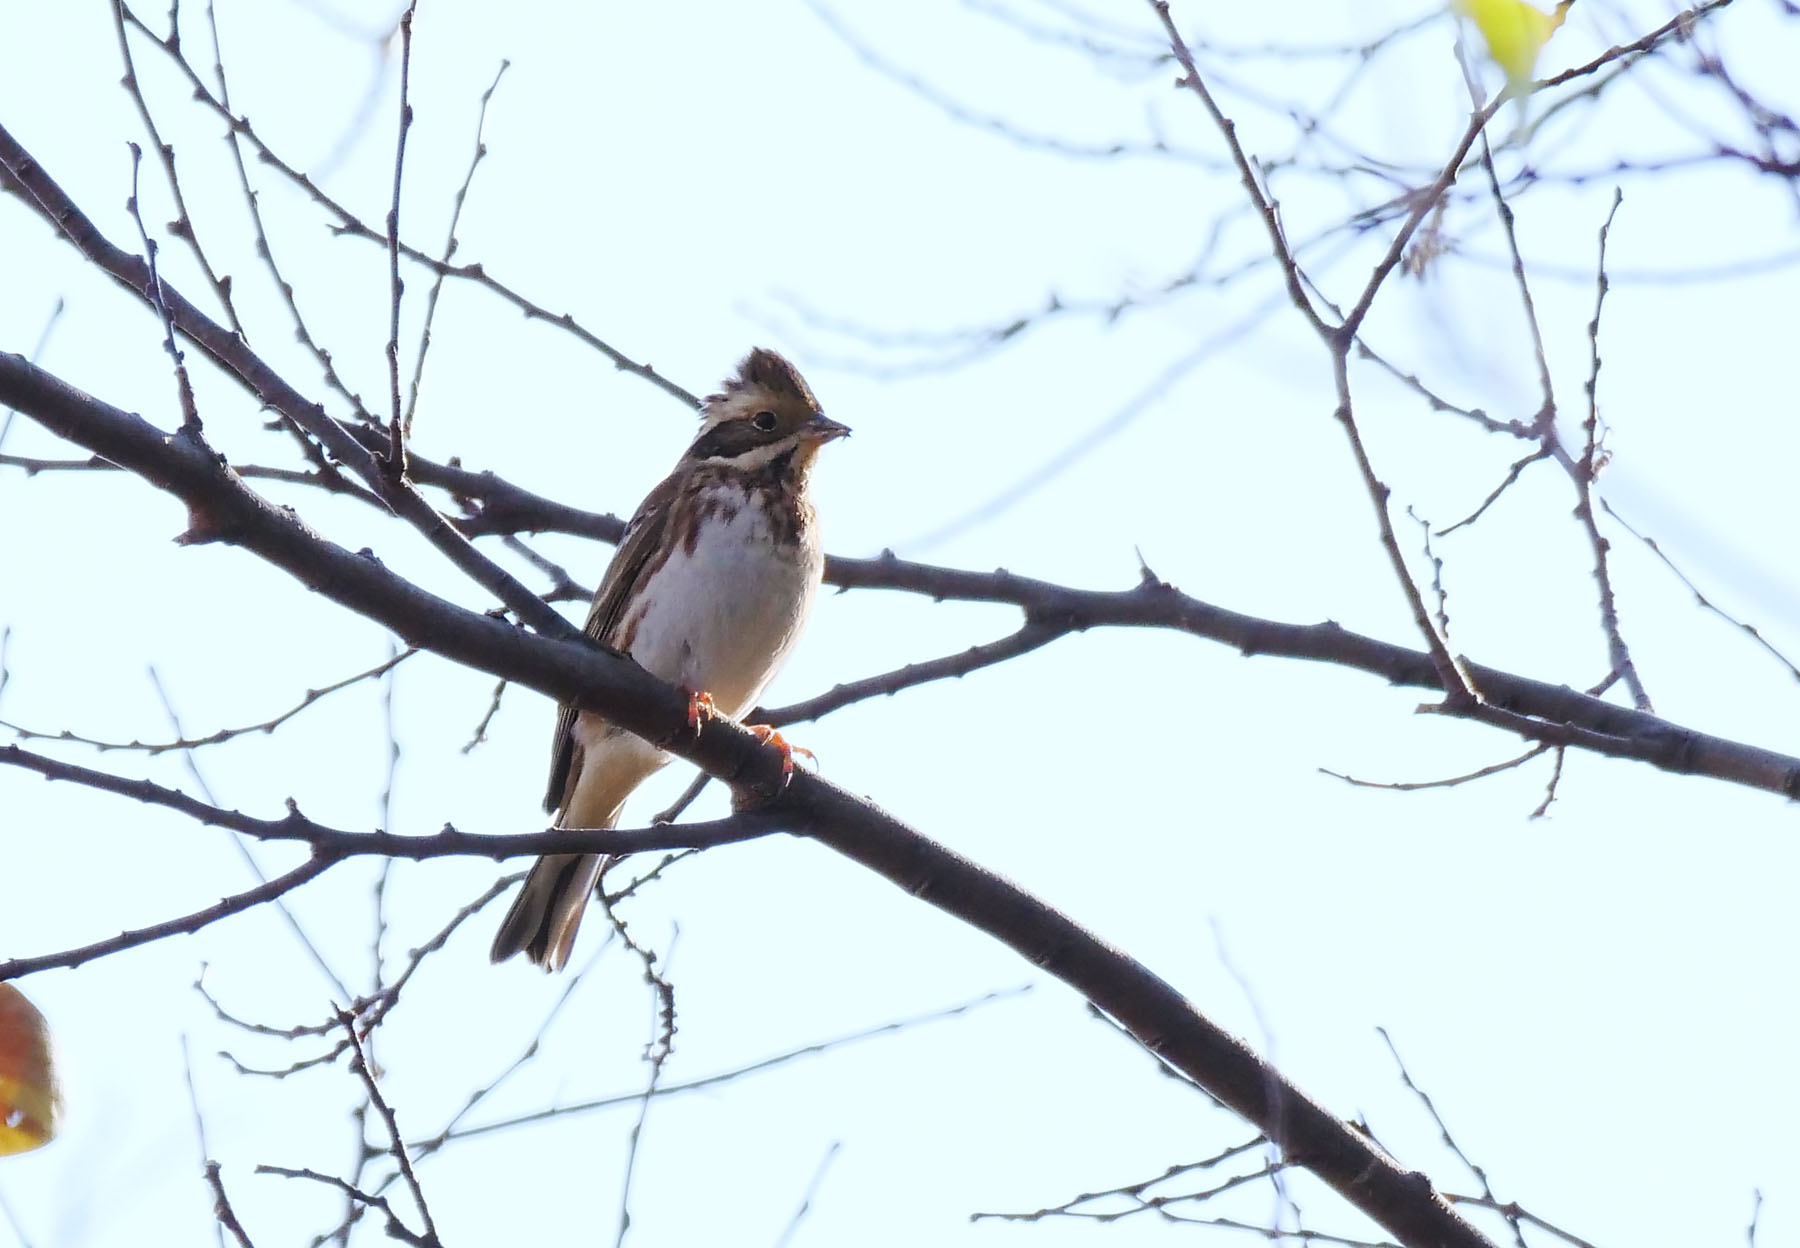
[0, 984, 61, 1156]
[1451, 0, 1572, 98]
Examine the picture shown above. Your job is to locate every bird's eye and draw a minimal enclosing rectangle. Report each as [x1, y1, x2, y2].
[751, 410, 779, 431]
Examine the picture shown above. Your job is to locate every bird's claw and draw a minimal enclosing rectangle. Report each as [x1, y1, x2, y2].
[747, 724, 815, 782]
[684, 688, 719, 733]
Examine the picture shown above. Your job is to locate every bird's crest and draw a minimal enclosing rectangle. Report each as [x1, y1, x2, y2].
[706, 348, 820, 415]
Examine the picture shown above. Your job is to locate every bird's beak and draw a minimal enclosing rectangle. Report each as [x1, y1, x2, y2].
[801, 412, 852, 444]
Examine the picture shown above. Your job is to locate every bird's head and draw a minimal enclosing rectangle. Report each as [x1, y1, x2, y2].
[687, 348, 850, 471]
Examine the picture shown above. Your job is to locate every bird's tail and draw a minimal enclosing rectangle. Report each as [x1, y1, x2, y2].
[489, 852, 610, 971]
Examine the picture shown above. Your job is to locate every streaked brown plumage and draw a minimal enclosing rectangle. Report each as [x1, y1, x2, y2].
[491, 348, 849, 970]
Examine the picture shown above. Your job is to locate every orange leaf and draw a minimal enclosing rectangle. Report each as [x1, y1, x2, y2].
[0, 984, 62, 1156]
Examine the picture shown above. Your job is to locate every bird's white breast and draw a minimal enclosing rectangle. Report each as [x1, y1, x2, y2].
[620, 490, 822, 720]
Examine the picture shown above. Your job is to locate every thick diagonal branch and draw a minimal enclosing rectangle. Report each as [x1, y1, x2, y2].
[0, 349, 1496, 1248]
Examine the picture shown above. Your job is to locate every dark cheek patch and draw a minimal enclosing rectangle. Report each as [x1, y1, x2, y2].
[689, 419, 779, 462]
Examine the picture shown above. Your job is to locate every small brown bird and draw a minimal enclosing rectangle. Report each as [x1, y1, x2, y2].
[491, 348, 849, 971]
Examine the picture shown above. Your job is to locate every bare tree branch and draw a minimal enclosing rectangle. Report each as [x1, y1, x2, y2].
[403, 59, 508, 437]
[0, 743, 786, 870]
[2, 649, 417, 755]
[340, 1009, 440, 1246]
[118, 1, 701, 411]
[203, 1162, 258, 1248]
[382, 4, 418, 476]
[1, 4, 1788, 1246]
[110, 0, 245, 338]
[431, 986, 1031, 1146]
[0, 119, 579, 641]
[254, 1166, 430, 1248]
[7, 351, 1800, 800]
[0, 359, 1502, 1248]
[0, 851, 337, 979]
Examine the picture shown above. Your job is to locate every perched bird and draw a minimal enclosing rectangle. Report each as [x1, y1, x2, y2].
[491, 348, 849, 971]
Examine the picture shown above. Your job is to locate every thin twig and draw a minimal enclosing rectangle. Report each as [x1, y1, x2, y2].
[1436, 447, 1553, 536]
[756, 616, 1070, 726]
[125, 142, 202, 434]
[1321, 744, 1550, 793]
[1329, 350, 1479, 701]
[1601, 499, 1800, 683]
[1446, 1195, 1603, 1248]
[0, 1185, 32, 1248]
[1409, 507, 1452, 641]
[0, 742, 784, 864]
[371, 641, 403, 1009]
[1529, 747, 1566, 819]
[973, 1138, 1278, 1224]
[404, 59, 509, 437]
[431, 986, 1032, 1147]
[460, 677, 509, 753]
[148, 668, 354, 1002]
[501, 534, 587, 602]
[198, 875, 522, 1082]
[122, 4, 701, 409]
[1379, 1028, 1526, 1248]
[182, 1036, 226, 1248]
[1145, 2, 1326, 335]
[383, 4, 418, 476]
[0, 297, 64, 455]
[1458, 34, 1556, 422]
[377, 643, 403, 834]
[1574, 188, 1651, 710]
[600, 910, 677, 1248]
[203, 1163, 258, 1248]
[648, 773, 712, 825]
[203, 0, 381, 475]
[410, 932, 612, 1161]
[771, 1142, 841, 1248]
[603, 854, 702, 912]
[1, 649, 417, 756]
[1537, 1, 1739, 94]
[806, 0, 1220, 167]
[0, 852, 339, 980]
[339, 1009, 439, 1246]
[1335, 113, 1502, 344]
[111, 0, 244, 336]
[254, 1167, 427, 1248]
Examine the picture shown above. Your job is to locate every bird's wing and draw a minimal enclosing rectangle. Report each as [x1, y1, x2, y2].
[543, 471, 685, 815]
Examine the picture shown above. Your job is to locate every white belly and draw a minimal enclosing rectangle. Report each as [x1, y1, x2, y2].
[621, 494, 822, 720]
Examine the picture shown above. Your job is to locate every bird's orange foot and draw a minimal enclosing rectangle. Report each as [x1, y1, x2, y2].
[684, 688, 719, 733]
[747, 724, 816, 782]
